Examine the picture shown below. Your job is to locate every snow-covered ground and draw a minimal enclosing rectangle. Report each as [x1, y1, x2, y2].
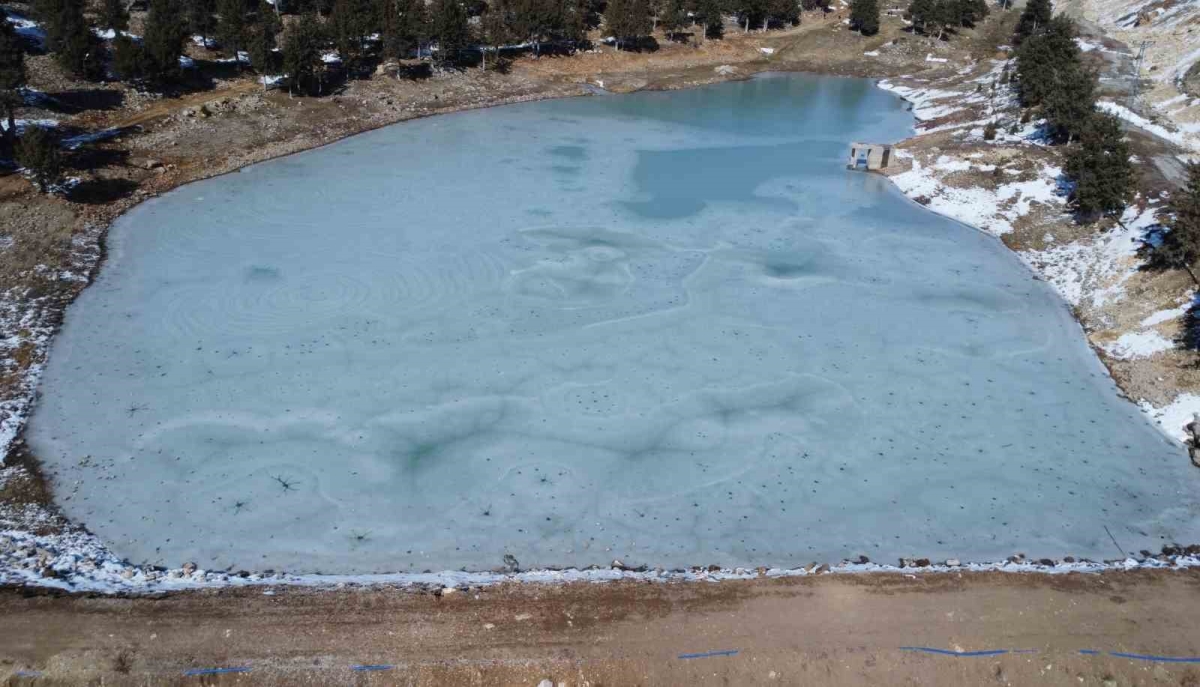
[1074, 0, 1200, 155]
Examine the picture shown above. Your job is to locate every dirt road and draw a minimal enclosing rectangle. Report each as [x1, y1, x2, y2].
[3, 570, 1200, 685]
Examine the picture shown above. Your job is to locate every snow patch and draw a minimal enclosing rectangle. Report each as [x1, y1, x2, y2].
[1140, 394, 1200, 443]
[1101, 330, 1175, 360]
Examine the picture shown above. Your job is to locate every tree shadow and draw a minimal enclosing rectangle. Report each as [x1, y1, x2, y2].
[615, 35, 660, 53]
[38, 89, 126, 113]
[66, 177, 139, 204]
[398, 62, 433, 80]
[66, 146, 130, 172]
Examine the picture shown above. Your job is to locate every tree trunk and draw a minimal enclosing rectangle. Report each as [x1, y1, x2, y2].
[1185, 263, 1200, 288]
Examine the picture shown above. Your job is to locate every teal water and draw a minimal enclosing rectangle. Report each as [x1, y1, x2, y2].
[27, 74, 1200, 573]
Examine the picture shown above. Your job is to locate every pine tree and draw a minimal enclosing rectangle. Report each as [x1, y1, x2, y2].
[906, 0, 933, 34]
[480, 0, 512, 67]
[1013, 0, 1049, 43]
[849, 0, 878, 35]
[1043, 60, 1096, 142]
[659, 0, 687, 38]
[1015, 15, 1079, 107]
[511, 0, 560, 56]
[101, 0, 130, 31]
[605, 0, 651, 48]
[188, 0, 218, 46]
[282, 11, 325, 93]
[144, 0, 187, 83]
[217, 0, 249, 63]
[331, 0, 377, 74]
[396, 0, 429, 58]
[1153, 164, 1200, 284]
[43, 0, 99, 78]
[16, 126, 62, 193]
[1064, 112, 1135, 221]
[955, 0, 986, 26]
[932, 0, 958, 37]
[0, 12, 25, 150]
[563, 0, 589, 45]
[430, 0, 469, 65]
[111, 32, 147, 80]
[766, 0, 797, 27]
[696, 0, 723, 38]
[248, 0, 280, 76]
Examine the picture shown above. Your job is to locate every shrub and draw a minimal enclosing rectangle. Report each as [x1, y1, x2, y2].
[16, 127, 63, 193]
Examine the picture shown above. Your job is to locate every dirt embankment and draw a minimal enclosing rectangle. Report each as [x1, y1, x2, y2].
[4, 569, 1200, 685]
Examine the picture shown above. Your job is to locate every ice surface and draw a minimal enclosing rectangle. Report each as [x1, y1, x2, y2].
[26, 75, 1200, 574]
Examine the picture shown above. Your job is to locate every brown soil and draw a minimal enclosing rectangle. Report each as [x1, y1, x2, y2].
[3, 569, 1200, 685]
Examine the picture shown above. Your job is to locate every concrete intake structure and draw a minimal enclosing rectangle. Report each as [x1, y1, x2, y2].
[848, 142, 892, 170]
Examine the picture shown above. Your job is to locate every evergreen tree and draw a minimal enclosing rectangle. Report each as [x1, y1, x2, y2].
[188, 0, 218, 45]
[605, 0, 651, 48]
[16, 126, 62, 193]
[0, 12, 25, 150]
[384, 0, 427, 58]
[1013, 0, 1049, 43]
[955, 0, 986, 26]
[429, 0, 470, 65]
[1014, 15, 1078, 107]
[1042, 60, 1096, 142]
[906, 0, 934, 33]
[848, 0, 878, 35]
[101, 0, 130, 31]
[111, 32, 147, 80]
[800, 0, 826, 11]
[736, 0, 768, 31]
[695, 0, 723, 38]
[282, 11, 326, 92]
[480, 0, 512, 67]
[217, 0, 250, 62]
[932, 0, 959, 36]
[248, 0, 280, 75]
[42, 0, 100, 78]
[659, 0, 687, 37]
[563, 0, 589, 44]
[144, 0, 187, 83]
[1064, 112, 1135, 221]
[511, 0, 560, 56]
[1154, 164, 1200, 284]
[331, 0, 377, 74]
[766, 0, 798, 26]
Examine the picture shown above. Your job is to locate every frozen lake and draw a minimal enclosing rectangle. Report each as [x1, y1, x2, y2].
[28, 74, 1200, 574]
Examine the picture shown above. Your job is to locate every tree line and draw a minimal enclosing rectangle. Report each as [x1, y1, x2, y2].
[1009, 0, 1133, 221]
[7, 0, 830, 94]
[1006, 0, 1200, 309]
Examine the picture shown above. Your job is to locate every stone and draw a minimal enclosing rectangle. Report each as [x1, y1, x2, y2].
[182, 561, 197, 575]
[538, 680, 553, 687]
[39, 566, 58, 579]
[120, 568, 135, 579]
